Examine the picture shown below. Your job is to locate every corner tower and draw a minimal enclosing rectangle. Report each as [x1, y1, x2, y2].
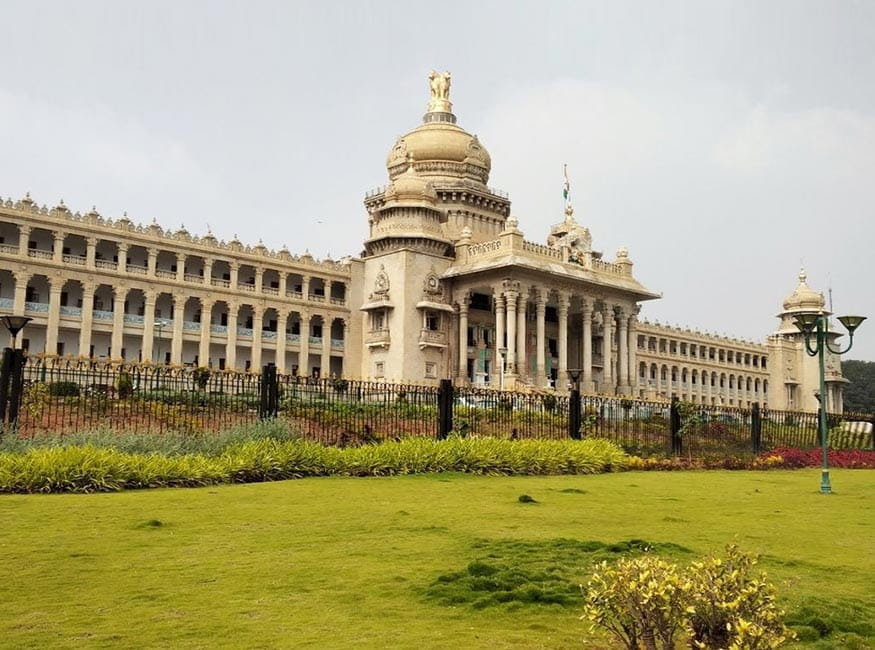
[766, 269, 847, 411]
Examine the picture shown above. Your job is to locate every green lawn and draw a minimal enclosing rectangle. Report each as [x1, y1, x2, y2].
[1, 470, 873, 649]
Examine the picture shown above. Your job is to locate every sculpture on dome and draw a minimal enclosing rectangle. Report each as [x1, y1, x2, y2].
[427, 71, 452, 112]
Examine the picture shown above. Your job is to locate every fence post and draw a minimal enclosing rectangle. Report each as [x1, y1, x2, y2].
[437, 378, 453, 439]
[670, 396, 681, 456]
[0, 347, 13, 426]
[260, 364, 279, 419]
[568, 387, 581, 440]
[7, 350, 26, 426]
[751, 402, 762, 454]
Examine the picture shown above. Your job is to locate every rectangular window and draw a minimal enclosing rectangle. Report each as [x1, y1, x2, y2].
[425, 312, 440, 331]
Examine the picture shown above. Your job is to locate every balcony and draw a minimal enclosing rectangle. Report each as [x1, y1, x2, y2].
[238, 283, 256, 293]
[211, 278, 231, 288]
[263, 330, 278, 340]
[25, 301, 49, 313]
[126, 264, 148, 275]
[263, 287, 279, 296]
[123, 314, 145, 325]
[237, 327, 253, 338]
[184, 273, 204, 284]
[309, 335, 323, 346]
[64, 254, 87, 266]
[418, 329, 447, 349]
[210, 324, 228, 335]
[287, 290, 303, 300]
[0, 244, 17, 255]
[93, 309, 113, 321]
[309, 293, 326, 303]
[95, 259, 117, 270]
[0, 297, 13, 309]
[330, 297, 346, 306]
[331, 338, 344, 350]
[183, 320, 200, 332]
[286, 333, 301, 343]
[365, 328, 390, 349]
[156, 269, 175, 279]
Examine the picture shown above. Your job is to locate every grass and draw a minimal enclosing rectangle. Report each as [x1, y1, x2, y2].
[0, 470, 873, 649]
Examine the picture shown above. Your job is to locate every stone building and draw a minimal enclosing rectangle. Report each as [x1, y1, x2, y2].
[0, 73, 846, 411]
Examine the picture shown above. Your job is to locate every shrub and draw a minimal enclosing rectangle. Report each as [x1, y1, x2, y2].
[116, 371, 133, 399]
[22, 383, 51, 420]
[47, 381, 80, 397]
[582, 546, 793, 650]
[684, 545, 793, 649]
[582, 554, 691, 649]
[0, 436, 629, 493]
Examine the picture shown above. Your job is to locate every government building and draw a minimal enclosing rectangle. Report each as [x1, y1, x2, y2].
[0, 73, 847, 412]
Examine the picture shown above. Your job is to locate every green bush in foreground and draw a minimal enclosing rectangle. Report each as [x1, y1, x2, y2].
[582, 545, 793, 649]
[0, 437, 628, 493]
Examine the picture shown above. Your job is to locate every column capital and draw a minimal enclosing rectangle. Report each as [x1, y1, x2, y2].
[581, 297, 594, 315]
[176, 251, 186, 261]
[173, 293, 187, 306]
[200, 296, 215, 309]
[147, 247, 159, 257]
[53, 230, 65, 241]
[86, 236, 98, 247]
[557, 292, 571, 311]
[19, 224, 32, 235]
[144, 289, 158, 303]
[229, 260, 240, 270]
[117, 241, 129, 253]
[113, 284, 128, 299]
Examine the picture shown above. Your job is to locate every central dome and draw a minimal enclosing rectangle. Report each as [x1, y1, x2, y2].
[385, 73, 491, 188]
[782, 269, 826, 313]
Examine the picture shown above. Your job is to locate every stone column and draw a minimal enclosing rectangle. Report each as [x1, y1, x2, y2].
[581, 298, 594, 393]
[504, 285, 518, 374]
[117, 242, 129, 272]
[341, 319, 349, 377]
[255, 267, 264, 294]
[251, 306, 263, 370]
[229, 261, 239, 289]
[493, 290, 505, 388]
[111, 285, 127, 360]
[147, 247, 158, 276]
[299, 311, 310, 376]
[85, 237, 97, 270]
[45, 278, 63, 356]
[79, 281, 95, 358]
[617, 309, 630, 395]
[52, 231, 65, 263]
[171, 294, 185, 364]
[276, 311, 288, 374]
[320, 316, 331, 378]
[516, 293, 527, 379]
[628, 312, 638, 394]
[176, 253, 186, 283]
[204, 257, 214, 286]
[226, 303, 238, 370]
[142, 290, 156, 363]
[18, 225, 31, 257]
[535, 289, 547, 387]
[279, 273, 287, 298]
[557, 293, 569, 390]
[457, 292, 470, 382]
[602, 303, 614, 393]
[302, 275, 311, 300]
[13, 271, 29, 314]
[199, 298, 213, 368]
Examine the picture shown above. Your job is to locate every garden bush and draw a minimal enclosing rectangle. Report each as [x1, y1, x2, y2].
[46, 381, 80, 397]
[0, 436, 629, 493]
[582, 545, 793, 649]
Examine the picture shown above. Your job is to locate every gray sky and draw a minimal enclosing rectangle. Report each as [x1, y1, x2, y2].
[2, 1, 873, 359]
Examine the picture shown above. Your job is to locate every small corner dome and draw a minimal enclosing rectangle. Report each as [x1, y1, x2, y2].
[383, 164, 437, 207]
[782, 268, 825, 313]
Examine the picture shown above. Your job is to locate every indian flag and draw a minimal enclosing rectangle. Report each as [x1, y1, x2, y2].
[563, 164, 570, 201]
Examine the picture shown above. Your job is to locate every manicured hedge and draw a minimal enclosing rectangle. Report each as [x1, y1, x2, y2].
[0, 437, 629, 494]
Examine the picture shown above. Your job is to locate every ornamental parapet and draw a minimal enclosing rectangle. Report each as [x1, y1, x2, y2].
[0, 191, 351, 276]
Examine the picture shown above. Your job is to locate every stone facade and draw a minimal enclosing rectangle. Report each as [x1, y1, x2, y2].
[0, 74, 846, 410]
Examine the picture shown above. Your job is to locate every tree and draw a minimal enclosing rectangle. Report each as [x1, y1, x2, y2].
[841, 360, 875, 412]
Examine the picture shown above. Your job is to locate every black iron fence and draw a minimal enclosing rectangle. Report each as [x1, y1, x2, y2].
[1, 357, 873, 456]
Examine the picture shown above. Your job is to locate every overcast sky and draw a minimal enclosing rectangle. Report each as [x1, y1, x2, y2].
[2, 1, 873, 359]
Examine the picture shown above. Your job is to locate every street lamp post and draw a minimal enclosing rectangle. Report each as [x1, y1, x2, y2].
[794, 311, 865, 494]
[1, 315, 32, 351]
[0, 315, 32, 427]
